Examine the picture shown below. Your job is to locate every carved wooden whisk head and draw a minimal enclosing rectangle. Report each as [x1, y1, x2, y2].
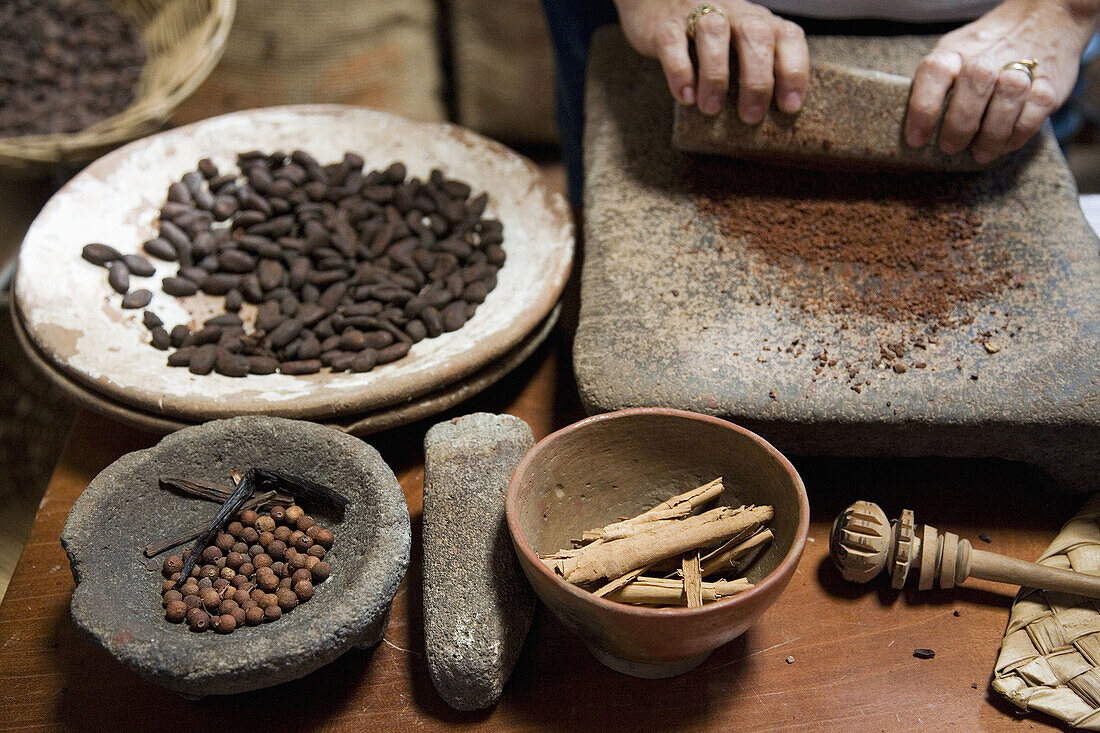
[830, 500, 1100, 600]
[829, 500, 961, 591]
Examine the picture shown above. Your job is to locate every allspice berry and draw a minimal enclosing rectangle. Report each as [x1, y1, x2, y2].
[315, 528, 334, 549]
[162, 555, 184, 576]
[293, 580, 314, 601]
[284, 505, 304, 527]
[160, 498, 332, 633]
[257, 570, 279, 592]
[215, 613, 237, 634]
[166, 600, 188, 622]
[200, 587, 221, 609]
[245, 605, 265, 626]
[275, 587, 297, 611]
[186, 608, 209, 631]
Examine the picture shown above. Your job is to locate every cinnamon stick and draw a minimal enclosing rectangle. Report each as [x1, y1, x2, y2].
[606, 577, 753, 606]
[700, 529, 774, 578]
[579, 478, 723, 543]
[554, 504, 774, 585]
[683, 552, 703, 608]
[592, 563, 654, 598]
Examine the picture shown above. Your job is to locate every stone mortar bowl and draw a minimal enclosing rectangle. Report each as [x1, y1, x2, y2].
[505, 407, 809, 678]
[61, 416, 410, 698]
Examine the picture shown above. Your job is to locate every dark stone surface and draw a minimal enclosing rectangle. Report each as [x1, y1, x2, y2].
[61, 416, 410, 698]
[422, 412, 536, 710]
[577, 27, 1100, 490]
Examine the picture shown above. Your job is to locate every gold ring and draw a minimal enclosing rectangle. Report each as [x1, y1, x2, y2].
[1002, 58, 1039, 83]
[686, 4, 726, 39]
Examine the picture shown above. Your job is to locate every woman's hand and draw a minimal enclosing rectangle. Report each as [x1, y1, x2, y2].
[905, 0, 1100, 163]
[614, 0, 809, 122]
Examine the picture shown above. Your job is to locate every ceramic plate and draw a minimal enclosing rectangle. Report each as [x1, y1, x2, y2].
[13, 298, 558, 437]
[15, 105, 572, 420]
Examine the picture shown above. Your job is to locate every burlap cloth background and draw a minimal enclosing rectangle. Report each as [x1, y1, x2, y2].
[994, 493, 1100, 729]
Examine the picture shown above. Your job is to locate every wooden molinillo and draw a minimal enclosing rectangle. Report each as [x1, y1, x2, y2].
[830, 500, 1100, 599]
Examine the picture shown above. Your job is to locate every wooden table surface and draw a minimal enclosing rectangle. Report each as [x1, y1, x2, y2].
[0, 334, 1082, 731]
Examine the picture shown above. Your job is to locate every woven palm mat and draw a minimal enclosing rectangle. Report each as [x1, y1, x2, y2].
[994, 493, 1100, 729]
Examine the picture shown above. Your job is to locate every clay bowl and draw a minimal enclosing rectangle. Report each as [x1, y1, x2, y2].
[61, 416, 411, 698]
[506, 408, 809, 678]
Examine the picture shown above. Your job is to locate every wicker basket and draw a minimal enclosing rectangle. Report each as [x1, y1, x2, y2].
[0, 0, 236, 178]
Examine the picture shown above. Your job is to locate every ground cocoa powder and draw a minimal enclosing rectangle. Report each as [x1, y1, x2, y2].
[692, 163, 1006, 322]
[689, 160, 1016, 387]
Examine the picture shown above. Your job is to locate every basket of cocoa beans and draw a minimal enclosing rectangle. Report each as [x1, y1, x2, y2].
[0, 0, 235, 177]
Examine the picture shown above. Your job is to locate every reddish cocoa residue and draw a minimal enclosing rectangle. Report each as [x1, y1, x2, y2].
[694, 184, 1007, 322]
[689, 162, 1018, 389]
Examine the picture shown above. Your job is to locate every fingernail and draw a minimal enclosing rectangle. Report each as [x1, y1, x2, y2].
[904, 126, 925, 148]
[972, 149, 994, 164]
[940, 142, 962, 156]
[779, 91, 803, 113]
[681, 86, 695, 105]
[741, 105, 764, 124]
[703, 96, 721, 115]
